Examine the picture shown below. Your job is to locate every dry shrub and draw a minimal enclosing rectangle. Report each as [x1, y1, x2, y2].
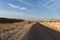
[0, 20, 34, 40]
[0, 20, 33, 32]
[41, 21, 60, 31]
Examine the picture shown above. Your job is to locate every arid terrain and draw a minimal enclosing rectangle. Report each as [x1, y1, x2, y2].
[40, 20, 60, 31]
[0, 18, 35, 40]
[0, 18, 60, 40]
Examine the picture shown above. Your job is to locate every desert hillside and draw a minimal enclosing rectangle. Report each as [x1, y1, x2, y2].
[0, 18, 24, 23]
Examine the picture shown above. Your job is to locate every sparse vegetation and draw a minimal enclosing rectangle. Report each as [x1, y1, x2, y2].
[0, 18, 60, 40]
[0, 18, 34, 40]
[40, 20, 60, 31]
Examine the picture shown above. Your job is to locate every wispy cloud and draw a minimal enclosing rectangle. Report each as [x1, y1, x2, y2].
[8, 4, 26, 10]
[0, 11, 24, 18]
[0, 10, 40, 20]
[37, 0, 60, 12]
[20, 7, 26, 10]
[8, 4, 20, 8]
[18, 0, 32, 6]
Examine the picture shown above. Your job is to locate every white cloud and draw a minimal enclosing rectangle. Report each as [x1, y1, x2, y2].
[8, 4, 26, 10]
[8, 4, 20, 8]
[20, 7, 26, 10]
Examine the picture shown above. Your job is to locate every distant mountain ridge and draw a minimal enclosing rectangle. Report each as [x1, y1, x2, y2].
[0, 18, 24, 23]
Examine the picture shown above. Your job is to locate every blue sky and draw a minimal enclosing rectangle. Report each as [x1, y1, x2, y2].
[0, 0, 60, 20]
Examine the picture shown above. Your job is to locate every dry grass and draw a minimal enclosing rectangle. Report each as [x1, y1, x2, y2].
[0, 21, 33, 31]
[0, 21, 34, 40]
[40, 21, 60, 31]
